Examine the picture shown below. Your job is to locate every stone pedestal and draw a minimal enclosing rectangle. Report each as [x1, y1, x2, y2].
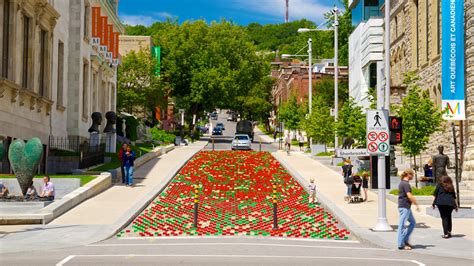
[90, 132, 100, 147]
[105, 133, 117, 153]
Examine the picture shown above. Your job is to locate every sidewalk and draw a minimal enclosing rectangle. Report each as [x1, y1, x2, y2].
[273, 151, 474, 260]
[0, 141, 207, 254]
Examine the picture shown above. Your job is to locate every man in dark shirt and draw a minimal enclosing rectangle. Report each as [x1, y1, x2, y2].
[397, 169, 420, 250]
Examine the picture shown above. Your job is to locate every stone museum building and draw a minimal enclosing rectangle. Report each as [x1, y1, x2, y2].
[389, 0, 473, 188]
[0, 0, 124, 173]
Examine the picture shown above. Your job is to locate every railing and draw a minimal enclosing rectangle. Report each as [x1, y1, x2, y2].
[49, 135, 106, 169]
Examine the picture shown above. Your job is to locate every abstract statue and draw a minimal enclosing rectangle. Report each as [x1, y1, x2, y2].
[88, 112, 103, 133]
[8, 138, 43, 196]
[104, 111, 117, 133]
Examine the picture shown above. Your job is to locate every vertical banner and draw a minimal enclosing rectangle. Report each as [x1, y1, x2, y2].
[99, 16, 108, 55]
[91, 7, 101, 46]
[442, 0, 465, 120]
[112, 32, 120, 66]
[106, 24, 113, 61]
[152, 46, 161, 76]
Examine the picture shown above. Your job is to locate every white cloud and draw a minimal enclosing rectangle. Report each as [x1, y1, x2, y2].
[230, 0, 334, 23]
[120, 12, 176, 26]
[120, 14, 155, 26]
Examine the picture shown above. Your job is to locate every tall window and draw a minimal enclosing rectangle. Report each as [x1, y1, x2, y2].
[414, 0, 419, 68]
[22, 16, 31, 89]
[39, 29, 48, 97]
[437, 0, 441, 55]
[84, 3, 90, 39]
[82, 62, 89, 118]
[425, 0, 429, 61]
[2, 0, 10, 78]
[57, 41, 64, 106]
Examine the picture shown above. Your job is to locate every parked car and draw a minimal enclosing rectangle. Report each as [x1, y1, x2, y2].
[232, 134, 252, 150]
[216, 122, 225, 131]
[212, 127, 223, 135]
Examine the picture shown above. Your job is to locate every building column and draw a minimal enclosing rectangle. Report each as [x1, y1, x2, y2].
[462, 1, 474, 187]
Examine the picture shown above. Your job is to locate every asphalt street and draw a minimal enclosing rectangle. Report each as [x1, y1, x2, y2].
[202, 113, 279, 152]
[2, 235, 473, 265]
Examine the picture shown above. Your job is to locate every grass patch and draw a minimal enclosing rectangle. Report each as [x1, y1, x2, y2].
[257, 125, 274, 137]
[0, 175, 96, 186]
[316, 151, 334, 156]
[337, 162, 344, 167]
[389, 185, 436, 196]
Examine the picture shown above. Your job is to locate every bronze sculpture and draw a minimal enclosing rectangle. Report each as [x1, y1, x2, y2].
[432, 145, 453, 183]
[88, 112, 102, 133]
[104, 111, 117, 133]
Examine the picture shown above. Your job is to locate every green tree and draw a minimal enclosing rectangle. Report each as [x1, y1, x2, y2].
[301, 96, 334, 145]
[278, 96, 304, 131]
[117, 49, 165, 117]
[398, 72, 442, 186]
[336, 98, 366, 147]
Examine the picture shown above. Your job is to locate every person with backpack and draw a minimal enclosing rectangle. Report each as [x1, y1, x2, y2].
[432, 176, 458, 238]
[341, 159, 354, 201]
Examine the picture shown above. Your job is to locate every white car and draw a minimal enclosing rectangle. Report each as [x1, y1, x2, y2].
[232, 134, 252, 150]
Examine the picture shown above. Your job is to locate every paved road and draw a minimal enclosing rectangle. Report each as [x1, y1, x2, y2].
[203, 113, 278, 152]
[2, 236, 473, 265]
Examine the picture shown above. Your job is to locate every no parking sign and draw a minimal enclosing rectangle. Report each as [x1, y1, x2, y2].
[366, 110, 390, 155]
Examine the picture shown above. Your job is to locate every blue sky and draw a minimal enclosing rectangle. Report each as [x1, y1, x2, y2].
[118, 0, 341, 26]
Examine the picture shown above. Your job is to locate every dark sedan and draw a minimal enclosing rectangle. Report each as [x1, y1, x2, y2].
[212, 127, 223, 135]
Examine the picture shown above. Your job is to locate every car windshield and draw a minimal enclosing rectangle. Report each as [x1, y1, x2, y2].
[217, 123, 223, 126]
[235, 135, 249, 140]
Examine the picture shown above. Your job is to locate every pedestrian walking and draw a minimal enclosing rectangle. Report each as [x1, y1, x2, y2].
[298, 134, 305, 151]
[124, 145, 136, 187]
[118, 143, 128, 184]
[308, 177, 317, 204]
[341, 159, 354, 201]
[397, 169, 420, 250]
[285, 134, 291, 154]
[432, 176, 458, 238]
[362, 172, 369, 201]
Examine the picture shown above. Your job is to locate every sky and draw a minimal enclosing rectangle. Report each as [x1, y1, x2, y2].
[118, 0, 342, 26]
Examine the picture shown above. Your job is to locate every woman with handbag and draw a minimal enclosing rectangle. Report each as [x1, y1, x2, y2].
[432, 176, 458, 238]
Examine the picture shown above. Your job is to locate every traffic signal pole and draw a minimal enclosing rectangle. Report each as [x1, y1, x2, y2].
[373, 0, 392, 232]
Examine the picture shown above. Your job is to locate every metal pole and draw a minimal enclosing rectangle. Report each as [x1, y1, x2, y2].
[272, 183, 278, 230]
[334, 7, 339, 150]
[452, 123, 461, 207]
[212, 137, 215, 151]
[373, 0, 392, 232]
[193, 184, 199, 228]
[308, 38, 312, 114]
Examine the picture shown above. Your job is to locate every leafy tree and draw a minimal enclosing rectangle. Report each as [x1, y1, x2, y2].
[336, 98, 366, 147]
[278, 95, 304, 131]
[398, 72, 442, 186]
[117, 49, 166, 118]
[301, 96, 334, 145]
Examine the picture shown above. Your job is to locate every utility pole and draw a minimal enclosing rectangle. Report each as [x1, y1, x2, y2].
[308, 38, 312, 114]
[334, 6, 339, 150]
[373, 0, 392, 232]
[285, 0, 289, 23]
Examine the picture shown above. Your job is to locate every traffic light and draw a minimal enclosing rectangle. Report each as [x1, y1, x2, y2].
[389, 116, 402, 145]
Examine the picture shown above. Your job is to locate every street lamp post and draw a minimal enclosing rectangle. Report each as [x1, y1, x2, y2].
[298, 5, 339, 150]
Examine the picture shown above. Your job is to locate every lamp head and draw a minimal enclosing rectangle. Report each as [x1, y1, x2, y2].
[297, 28, 311, 33]
[281, 54, 291, 58]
